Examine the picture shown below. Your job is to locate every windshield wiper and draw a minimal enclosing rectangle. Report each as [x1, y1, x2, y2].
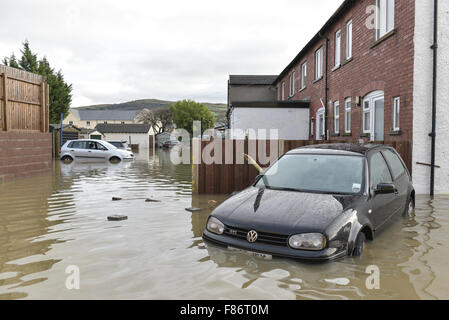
[265, 186, 304, 193]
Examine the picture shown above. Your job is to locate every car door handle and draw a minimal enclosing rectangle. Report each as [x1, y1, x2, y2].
[394, 189, 399, 195]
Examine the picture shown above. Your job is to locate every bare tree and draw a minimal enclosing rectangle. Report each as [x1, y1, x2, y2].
[136, 108, 174, 134]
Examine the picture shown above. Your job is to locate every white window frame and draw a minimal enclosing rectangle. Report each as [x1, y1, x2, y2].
[335, 29, 341, 67]
[393, 97, 400, 131]
[344, 98, 351, 133]
[316, 107, 325, 140]
[376, 0, 395, 40]
[363, 91, 385, 138]
[362, 100, 371, 134]
[310, 118, 314, 137]
[301, 62, 307, 90]
[281, 82, 285, 101]
[315, 47, 323, 80]
[346, 20, 353, 60]
[289, 72, 296, 97]
[334, 101, 340, 134]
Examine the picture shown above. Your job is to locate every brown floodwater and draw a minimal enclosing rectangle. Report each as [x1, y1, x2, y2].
[1, 149, 449, 300]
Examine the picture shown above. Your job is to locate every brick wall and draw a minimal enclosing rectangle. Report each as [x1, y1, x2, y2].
[276, 0, 415, 142]
[0, 132, 52, 183]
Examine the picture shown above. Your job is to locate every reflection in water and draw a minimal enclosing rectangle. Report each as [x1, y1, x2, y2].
[0, 148, 449, 299]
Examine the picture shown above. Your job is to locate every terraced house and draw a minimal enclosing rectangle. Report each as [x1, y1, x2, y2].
[229, 0, 448, 194]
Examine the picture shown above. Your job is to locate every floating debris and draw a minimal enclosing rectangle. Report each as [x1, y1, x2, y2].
[324, 278, 350, 286]
[145, 198, 161, 203]
[208, 200, 217, 206]
[107, 215, 128, 221]
[185, 207, 201, 212]
[112, 197, 123, 201]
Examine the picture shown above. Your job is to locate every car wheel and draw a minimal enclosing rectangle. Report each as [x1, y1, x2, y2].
[61, 155, 73, 162]
[352, 232, 366, 257]
[109, 156, 121, 163]
[404, 196, 415, 216]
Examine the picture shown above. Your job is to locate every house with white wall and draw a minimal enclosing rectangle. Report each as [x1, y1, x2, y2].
[95, 124, 155, 150]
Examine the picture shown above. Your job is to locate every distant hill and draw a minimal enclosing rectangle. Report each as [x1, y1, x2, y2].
[75, 99, 228, 122]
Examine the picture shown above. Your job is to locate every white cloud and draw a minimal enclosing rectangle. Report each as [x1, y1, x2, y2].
[0, 0, 344, 106]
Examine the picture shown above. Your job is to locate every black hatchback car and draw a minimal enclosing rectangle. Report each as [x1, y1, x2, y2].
[203, 144, 414, 262]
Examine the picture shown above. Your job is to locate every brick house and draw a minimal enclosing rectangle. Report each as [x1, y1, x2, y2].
[229, 0, 448, 194]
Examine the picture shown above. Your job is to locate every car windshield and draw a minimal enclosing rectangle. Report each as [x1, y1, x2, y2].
[256, 154, 365, 195]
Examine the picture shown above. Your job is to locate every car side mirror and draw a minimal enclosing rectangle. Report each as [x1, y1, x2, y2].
[254, 174, 264, 184]
[374, 183, 396, 195]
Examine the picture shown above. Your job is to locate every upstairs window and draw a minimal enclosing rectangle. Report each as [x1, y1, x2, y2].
[301, 62, 307, 89]
[289, 72, 296, 97]
[281, 82, 285, 101]
[335, 29, 341, 67]
[86, 121, 91, 126]
[376, 0, 395, 40]
[346, 20, 353, 60]
[315, 47, 323, 80]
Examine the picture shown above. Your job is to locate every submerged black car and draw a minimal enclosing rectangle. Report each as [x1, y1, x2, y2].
[203, 144, 414, 262]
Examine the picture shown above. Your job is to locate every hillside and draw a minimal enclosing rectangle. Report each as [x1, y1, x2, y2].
[75, 99, 228, 122]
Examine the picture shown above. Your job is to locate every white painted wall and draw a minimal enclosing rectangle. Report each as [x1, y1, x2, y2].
[230, 108, 309, 140]
[413, 0, 449, 194]
[102, 132, 154, 149]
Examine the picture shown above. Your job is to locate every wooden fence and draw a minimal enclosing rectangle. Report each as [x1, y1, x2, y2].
[193, 139, 412, 194]
[0, 65, 49, 132]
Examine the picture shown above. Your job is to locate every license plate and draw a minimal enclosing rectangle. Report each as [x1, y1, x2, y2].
[228, 246, 272, 260]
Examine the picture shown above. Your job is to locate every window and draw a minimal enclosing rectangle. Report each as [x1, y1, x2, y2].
[370, 152, 392, 189]
[104, 121, 108, 124]
[310, 118, 314, 137]
[393, 97, 400, 131]
[289, 72, 295, 97]
[363, 100, 371, 133]
[301, 62, 307, 89]
[316, 108, 325, 139]
[281, 82, 285, 100]
[346, 20, 353, 60]
[68, 141, 88, 149]
[121, 121, 125, 124]
[255, 154, 364, 195]
[86, 121, 91, 126]
[382, 149, 405, 180]
[69, 121, 73, 125]
[315, 47, 323, 80]
[277, 86, 280, 100]
[335, 30, 341, 67]
[334, 101, 340, 134]
[376, 0, 395, 40]
[345, 98, 351, 133]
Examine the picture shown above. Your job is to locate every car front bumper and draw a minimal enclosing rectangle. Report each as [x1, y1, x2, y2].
[203, 230, 346, 262]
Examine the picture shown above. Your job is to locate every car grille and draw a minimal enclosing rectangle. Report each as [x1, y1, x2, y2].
[223, 226, 289, 246]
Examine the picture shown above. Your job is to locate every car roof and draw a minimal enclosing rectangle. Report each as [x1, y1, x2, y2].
[286, 143, 387, 156]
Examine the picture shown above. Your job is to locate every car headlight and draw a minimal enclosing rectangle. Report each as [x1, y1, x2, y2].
[206, 217, 224, 235]
[288, 233, 326, 251]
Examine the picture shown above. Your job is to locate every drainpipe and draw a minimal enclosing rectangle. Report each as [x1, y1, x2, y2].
[325, 37, 329, 141]
[430, 0, 438, 197]
[319, 32, 330, 141]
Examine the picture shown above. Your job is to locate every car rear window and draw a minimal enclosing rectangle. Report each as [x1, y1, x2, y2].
[382, 149, 406, 180]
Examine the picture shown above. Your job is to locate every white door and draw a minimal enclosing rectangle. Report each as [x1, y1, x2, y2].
[363, 91, 385, 142]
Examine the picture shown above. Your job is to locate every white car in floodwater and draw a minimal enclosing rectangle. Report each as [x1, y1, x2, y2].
[60, 139, 135, 162]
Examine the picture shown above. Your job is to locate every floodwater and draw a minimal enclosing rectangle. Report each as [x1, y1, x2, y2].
[1, 149, 449, 300]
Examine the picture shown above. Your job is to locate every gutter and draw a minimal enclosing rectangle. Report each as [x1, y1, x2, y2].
[430, 0, 438, 196]
[325, 37, 329, 140]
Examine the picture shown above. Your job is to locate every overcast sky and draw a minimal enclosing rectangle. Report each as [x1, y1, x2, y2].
[0, 0, 343, 107]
